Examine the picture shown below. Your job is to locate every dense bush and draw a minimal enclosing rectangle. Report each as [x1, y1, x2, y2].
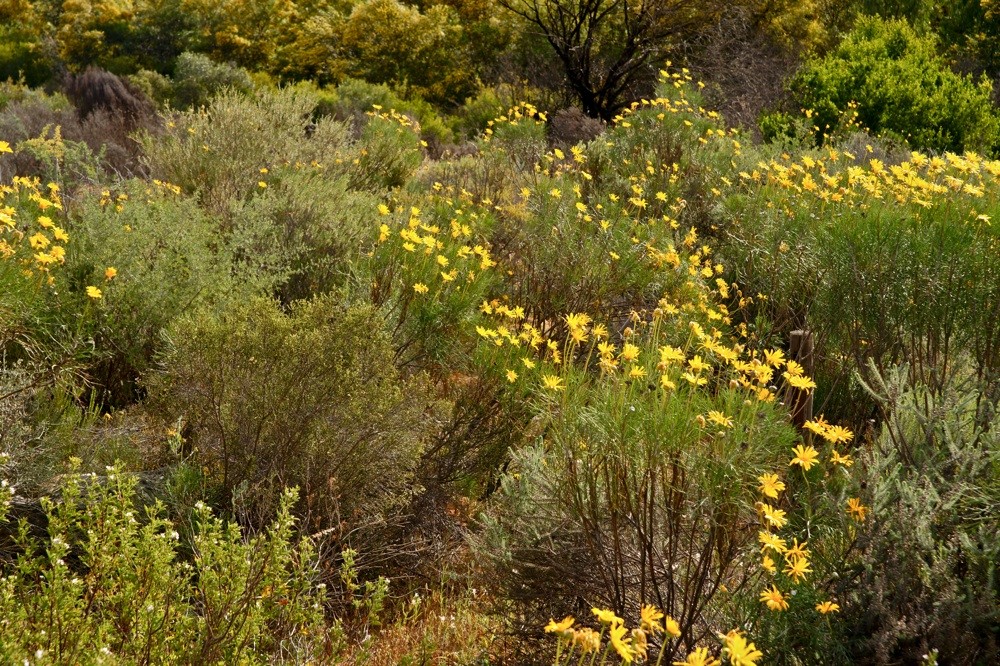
[789, 16, 1000, 154]
[0, 467, 335, 664]
[843, 366, 1000, 663]
[148, 296, 438, 534]
[168, 51, 255, 109]
[66, 179, 251, 406]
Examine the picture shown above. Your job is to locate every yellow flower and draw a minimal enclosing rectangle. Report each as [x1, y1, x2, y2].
[628, 365, 647, 380]
[847, 497, 867, 522]
[786, 374, 817, 391]
[104, 266, 117, 280]
[758, 531, 787, 554]
[783, 359, 804, 377]
[86, 286, 102, 299]
[783, 555, 812, 583]
[785, 538, 809, 561]
[759, 585, 788, 611]
[609, 622, 634, 663]
[0, 140, 11, 154]
[621, 343, 640, 363]
[682, 372, 707, 386]
[413, 282, 428, 294]
[815, 601, 840, 614]
[707, 411, 733, 428]
[760, 503, 787, 529]
[29, 233, 49, 250]
[830, 449, 853, 467]
[659, 345, 685, 366]
[673, 647, 721, 666]
[824, 425, 854, 444]
[757, 473, 785, 499]
[803, 416, 830, 437]
[723, 630, 763, 666]
[34, 251, 57, 266]
[544, 616, 575, 633]
[506, 370, 518, 383]
[521, 357, 536, 369]
[572, 628, 601, 653]
[549, 188, 562, 198]
[763, 348, 786, 367]
[640, 605, 663, 633]
[664, 615, 681, 638]
[761, 554, 776, 574]
[687, 355, 710, 374]
[790, 444, 820, 471]
[542, 375, 565, 391]
[377, 203, 390, 215]
[631, 628, 648, 660]
[37, 215, 54, 229]
[592, 607, 623, 626]
[257, 181, 267, 188]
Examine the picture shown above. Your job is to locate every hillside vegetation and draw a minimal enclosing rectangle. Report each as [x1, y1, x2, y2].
[1, 1, 999, 664]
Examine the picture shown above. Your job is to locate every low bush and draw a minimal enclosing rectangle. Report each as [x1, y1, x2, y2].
[841, 365, 1000, 663]
[0, 466, 336, 664]
[147, 296, 438, 534]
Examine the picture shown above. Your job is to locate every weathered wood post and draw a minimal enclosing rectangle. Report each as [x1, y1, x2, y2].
[789, 329, 814, 430]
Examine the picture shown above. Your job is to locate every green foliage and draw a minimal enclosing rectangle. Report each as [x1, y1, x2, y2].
[790, 16, 1000, 154]
[148, 295, 437, 533]
[337, 0, 478, 107]
[0, 466, 335, 663]
[229, 163, 379, 300]
[0, 26, 53, 87]
[168, 51, 255, 109]
[66, 179, 254, 406]
[141, 86, 351, 213]
[317, 78, 457, 147]
[844, 365, 1000, 663]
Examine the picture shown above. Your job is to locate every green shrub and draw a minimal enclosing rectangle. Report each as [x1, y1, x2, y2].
[317, 78, 457, 147]
[169, 51, 255, 109]
[790, 16, 1000, 154]
[0, 466, 335, 663]
[841, 365, 1000, 663]
[454, 87, 506, 139]
[229, 163, 380, 300]
[148, 296, 437, 533]
[66, 179, 253, 407]
[141, 87, 353, 213]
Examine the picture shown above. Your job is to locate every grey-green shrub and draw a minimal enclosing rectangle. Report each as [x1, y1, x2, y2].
[148, 296, 437, 533]
[169, 51, 254, 109]
[841, 364, 1000, 663]
[67, 179, 252, 406]
[141, 87, 353, 214]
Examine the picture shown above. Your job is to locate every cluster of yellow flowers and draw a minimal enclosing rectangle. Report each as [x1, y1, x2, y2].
[375, 194, 496, 295]
[545, 606, 763, 666]
[0, 173, 67, 280]
[752, 412, 866, 616]
[482, 102, 547, 141]
[742, 147, 1000, 213]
